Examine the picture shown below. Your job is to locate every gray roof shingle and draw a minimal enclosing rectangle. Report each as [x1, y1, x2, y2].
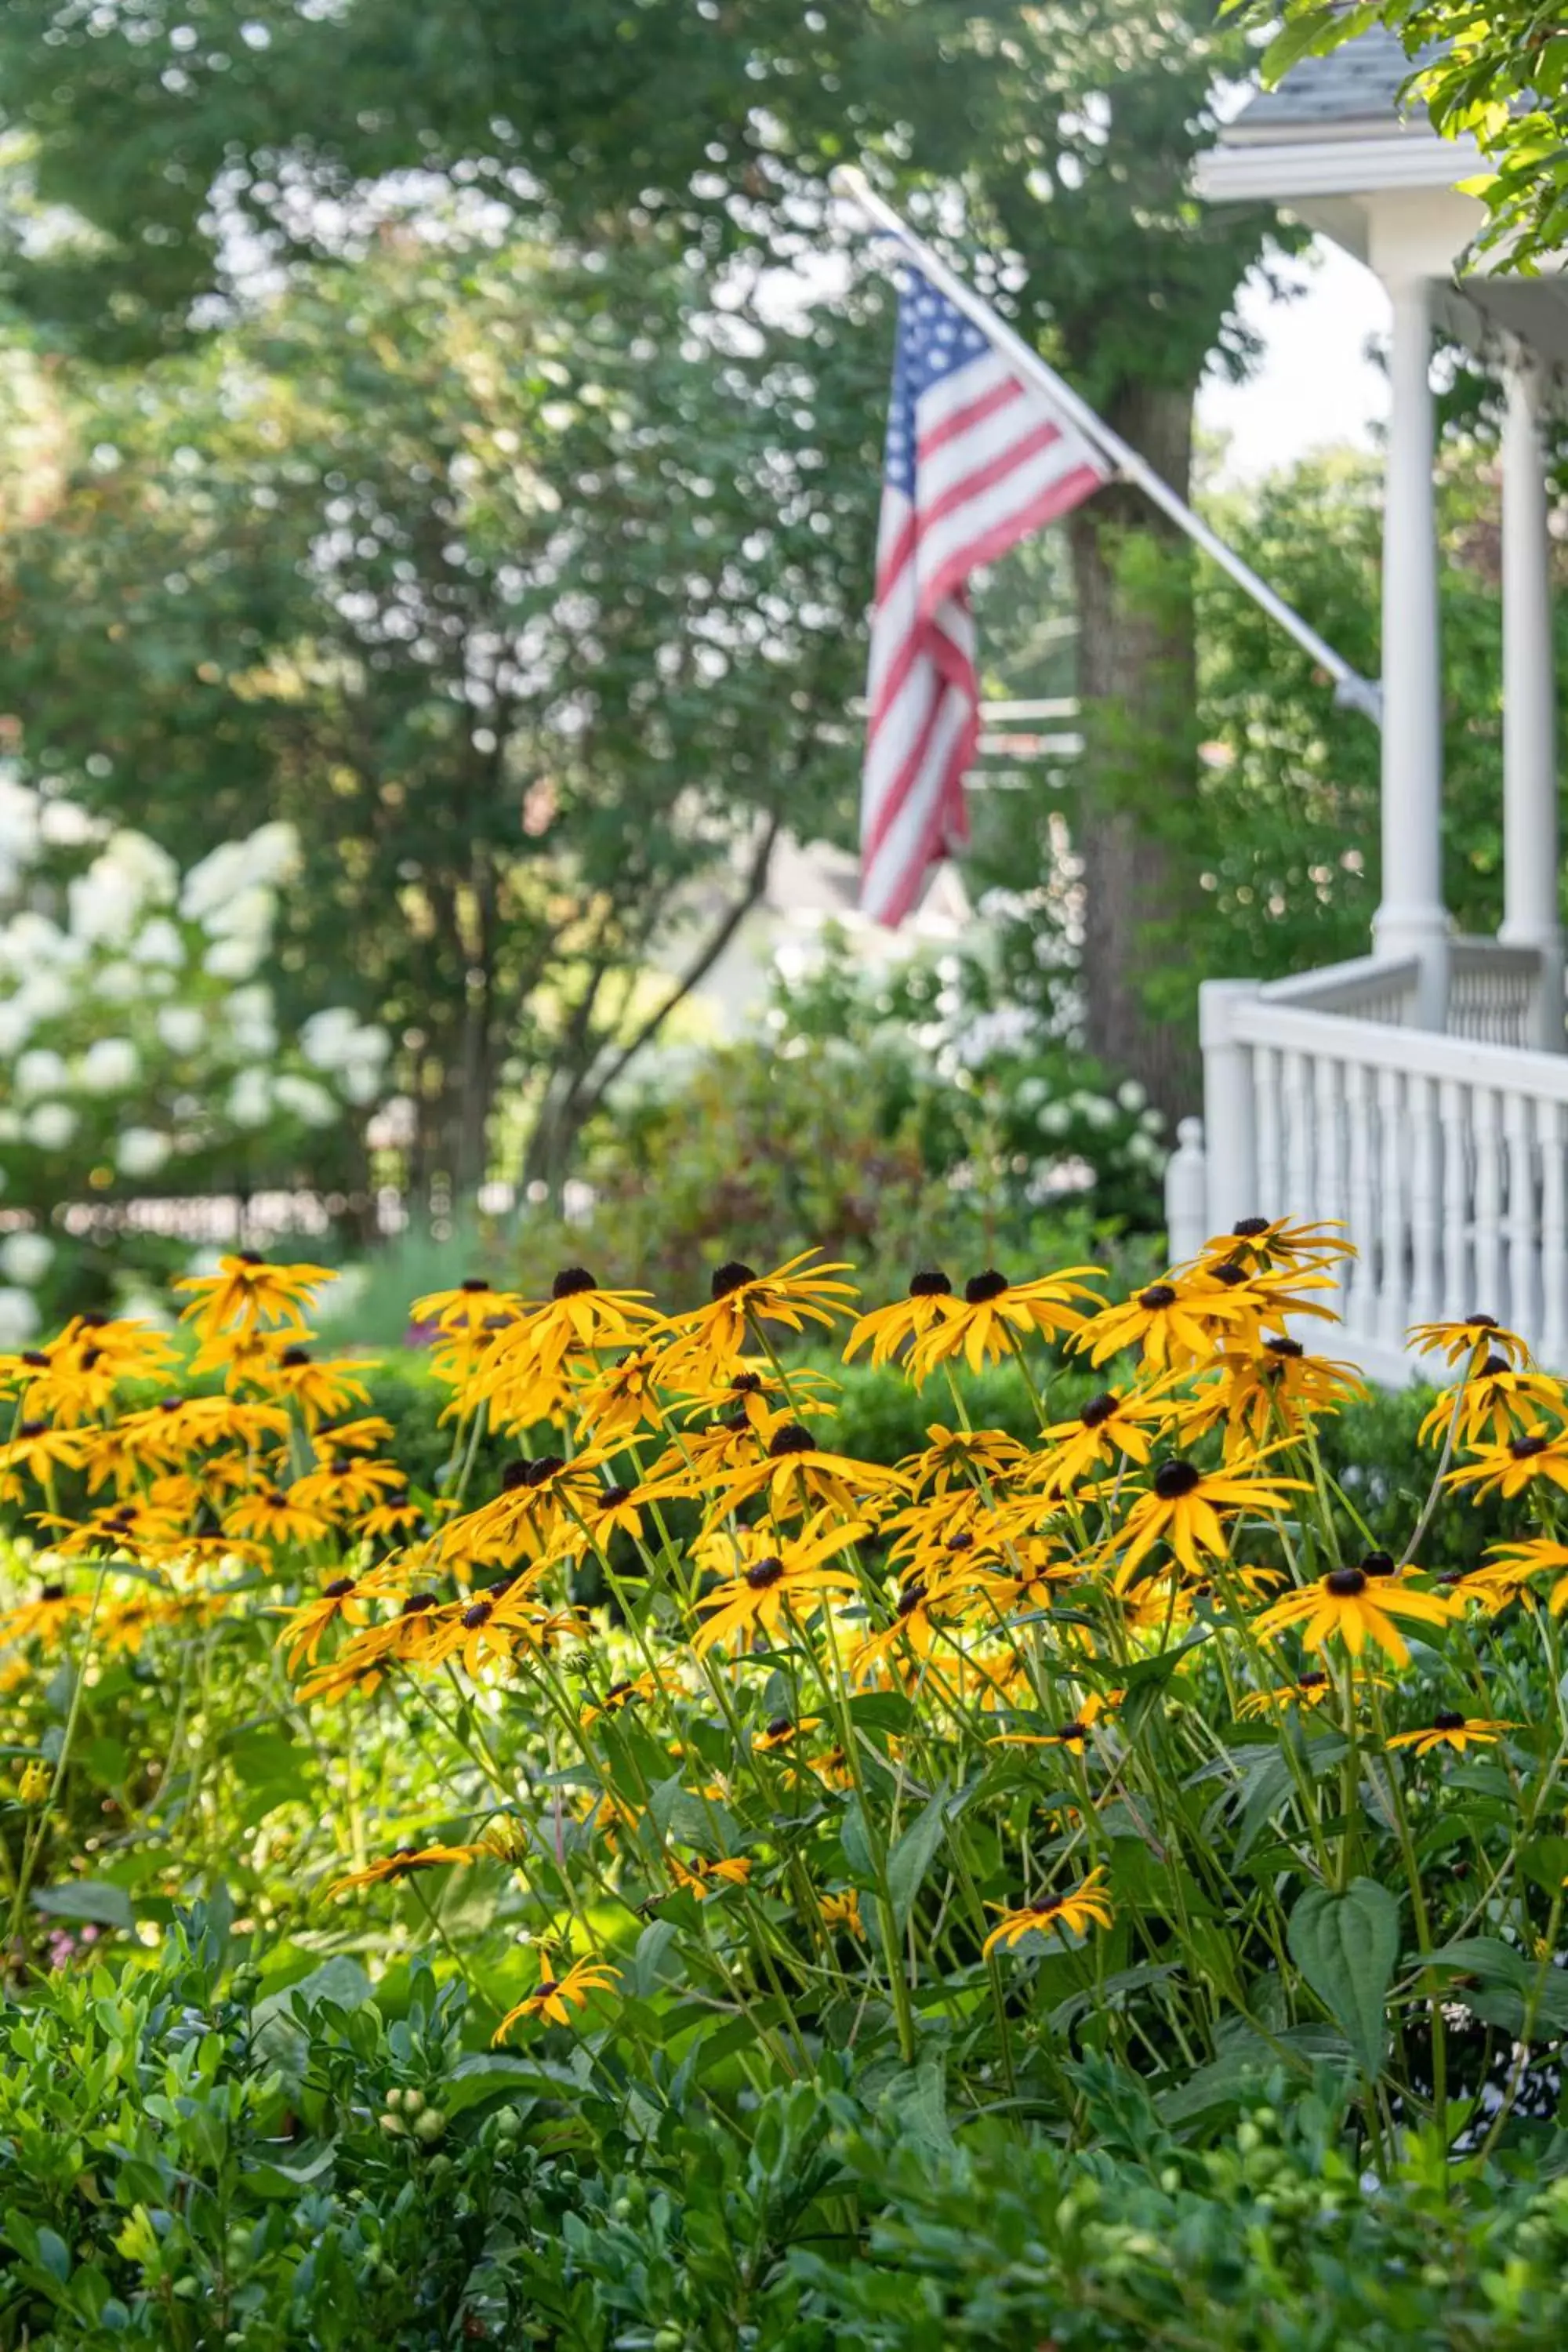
[1228, 26, 1422, 139]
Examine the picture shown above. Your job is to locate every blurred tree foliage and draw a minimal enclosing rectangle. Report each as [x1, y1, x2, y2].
[0, 0, 1304, 1130]
[0, 234, 884, 1191]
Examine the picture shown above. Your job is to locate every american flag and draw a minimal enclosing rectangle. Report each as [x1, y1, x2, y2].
[859, 268, 1110, 925]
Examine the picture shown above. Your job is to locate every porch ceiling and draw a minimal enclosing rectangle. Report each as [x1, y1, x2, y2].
[1442, 277, 1568, 376]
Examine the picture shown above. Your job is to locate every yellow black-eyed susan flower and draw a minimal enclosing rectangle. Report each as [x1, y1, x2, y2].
[1112, 1454, 1307, 1584]
[983, 1865, 1113, 1955]
[908, 1267, 1102, 1380]
[492, 1950, 620, 2041]
[843, 1270, 965, 1370]
[1386, 1711, 1516, 1757]
[1253, 1563, 1454, 1665]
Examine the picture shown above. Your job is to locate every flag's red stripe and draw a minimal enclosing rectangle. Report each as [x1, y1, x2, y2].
[916, 463, 1107, 619]
[916, 373, 1023, 459]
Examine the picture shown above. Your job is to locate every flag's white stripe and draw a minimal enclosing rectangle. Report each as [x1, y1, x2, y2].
[864, 599, 974, 813]
[909, 348, 1018, 442]
[862, 686, 971, 920]
[913, 436, 1100, 603]
[909, 404, 1073, 535]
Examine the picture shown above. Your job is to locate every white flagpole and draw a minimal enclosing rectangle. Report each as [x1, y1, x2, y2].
[830, 165, 1383, 728]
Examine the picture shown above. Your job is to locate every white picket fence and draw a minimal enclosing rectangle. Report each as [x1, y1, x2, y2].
[1167, 942, 1568, 1383]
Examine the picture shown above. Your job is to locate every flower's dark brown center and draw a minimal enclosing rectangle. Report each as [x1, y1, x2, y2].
[1480, 1352, 1510, 1377]
[964, 1269, 1009, 1305]
[534, 1979, 560, 2000]
[485, 1569, 522, 1597]
[1232, 1217, 1270, 1238]
[1152, 1460, 1201, 1501]
[765, 1715, 794, 1740]
[1325, 1566, 1367, 1598]
[460, 1276, 490, 1294]
[1510, 1435, 1548, 1459]
[522, 1454, 566, 1487]
[238, 1251, 264, 1267]
[81, 1348, 102, 1371]
[731, 1372, 763, 1394]
[1058, 1719, 1090, 1744]
[158, 1396, 181, 1412]
[909, 1269, 953, 1298]
[20, 1351, 47, 1367]
[401, 1593, 437, 1616]
[281, 1347, 311, 1367]
[1466, 1312, 1498, 1330]
[18, 1420, 45, 1439]
[1360, 1549, 1396, 1578]
[599, 1484, 634, 1509]
[1080, 1391, 1120, 1429]
[1138, 1284, 1177, 1312]
[768, 1423, 816, 1459]
[1299, 1671, 1328, 1691]
[551, 1267, 597, 1299]
[264, 1489, 289, 1508]
[462, 1600, 493, 1629]
[711, 1260, 758, 1299]
[745, 1555, 785, 1590]
[39, 1581, 66, 1602]
[602, 1679, 637, 1706]
[1433, 1711, 1467, 1733]
[1264, 1336, 1304, 1359]
[945, 1530, 974, 1552]
[896, 1580, 927, 1617]
[721, 1407, 751, 1432]
[1210, 1262, 1250, 1289]
[501, 1460, 532, 1490]
[324, 1577, 356, 1599]
[329, 1456, 352, 1476]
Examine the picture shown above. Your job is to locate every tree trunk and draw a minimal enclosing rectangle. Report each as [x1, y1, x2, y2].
[1067, 377, 1203, 1119]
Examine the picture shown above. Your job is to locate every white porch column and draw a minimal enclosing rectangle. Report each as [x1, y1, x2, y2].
[1499, 350, 1564, 1048]
[1373, 274, 1449, 1027]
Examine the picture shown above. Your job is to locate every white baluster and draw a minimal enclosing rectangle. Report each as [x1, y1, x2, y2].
[1281, 1049, 1312, 1219]
[1345, 1062, 1375, 1340]
[1473, 1086, 1504, 1318]
[1254, 1047, 1282, 1221]
[1541, 1099, 1568, 1370]
[1377, 1066, 1407, 1349]
[1439, 1078, 1471, 1322]
[1313, 1054, 1347, 1319]
[1503, 1091, 1540, 1351]
[1407, 1073, 1441, 1333]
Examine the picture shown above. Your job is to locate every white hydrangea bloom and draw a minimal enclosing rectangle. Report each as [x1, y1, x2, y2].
[274, 1073, 339, 1127]
[0, 1230, 54, 1286]
[223, 986, 277, 1057]
[37, 798, 100, 848]
[68, 859, 143, 946]
[179, 837, 252, 923]
[204, 932, 266, 982]
[1116, 1080, 1148, 1112]
[0, 1287, 40, 1346]
[0, 775, 42, 864]
[0, 911, 70, 971]
[0, 1111, 20, 1144]
[341, 1060, 384, 1106]
[132, 916, 185, 967]
[104, 828, 178, 906]
[227, 1069, 272, 1127]
[202, 882, 274, 944]
[15, 1047, 68, 1100]
[78, 1036, 140, 1093]
[156, 1004, 206, 1056]
[13, 971, 71, 1025]
[93, 959, 142, 1004]
[0, 1000, 33, 1056]
[25, 1102, 78, 1150]
[299, 1006, 359, 1070]
[117, 1127, 172, 1178]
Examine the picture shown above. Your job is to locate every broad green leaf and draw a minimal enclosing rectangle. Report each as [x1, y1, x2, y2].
[887, 1786, 948, 1934]
[1287, 1878, 1399, 2080]
[839, 1796, 875, 1885]
[32, 1882, 134, 1932]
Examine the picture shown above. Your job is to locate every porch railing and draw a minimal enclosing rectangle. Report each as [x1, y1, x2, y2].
[1164, 941, 1565, 1382]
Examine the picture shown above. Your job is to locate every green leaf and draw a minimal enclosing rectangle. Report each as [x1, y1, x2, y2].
[839, 1796, 876, 1886]
[886, 1786, 948, 1935]
[1287, 1878, 1399, 2080]
[32, 1881, 133, 1931]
